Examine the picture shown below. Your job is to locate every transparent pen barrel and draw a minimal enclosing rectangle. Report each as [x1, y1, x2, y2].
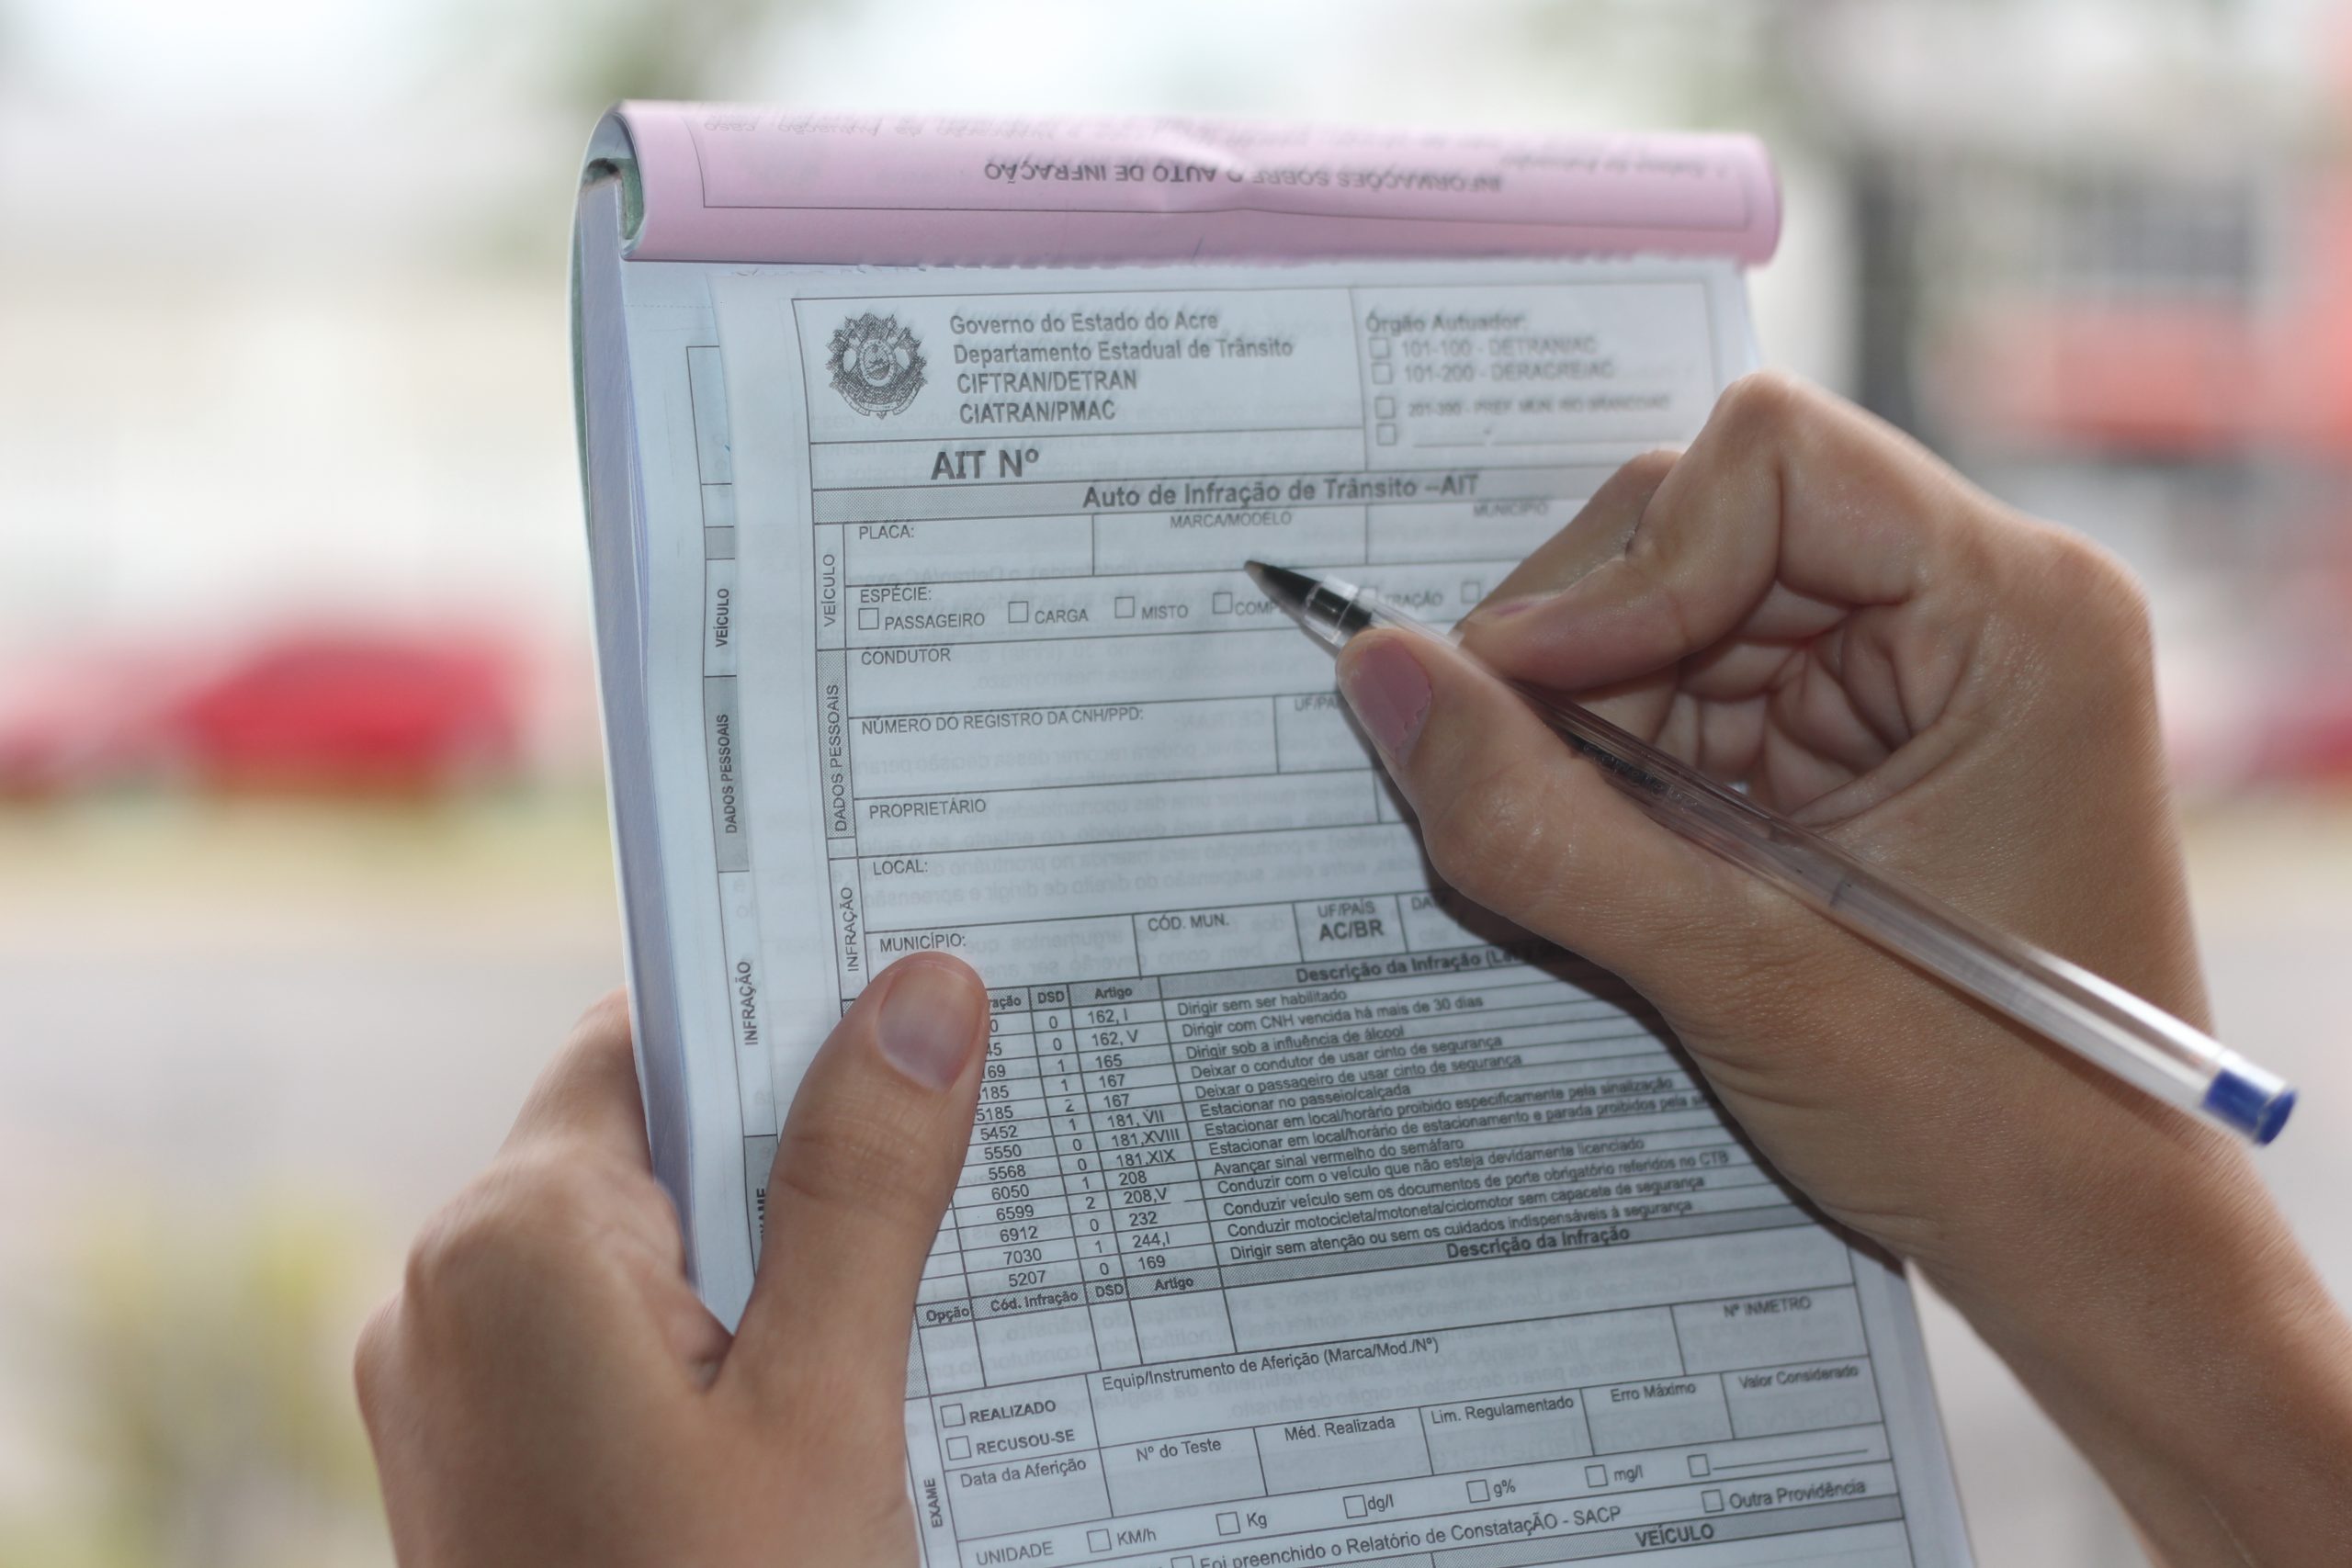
[1522, 683, 2261, 1121]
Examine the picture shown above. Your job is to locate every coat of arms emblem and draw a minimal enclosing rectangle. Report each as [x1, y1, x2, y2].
[827, 311, 927, 416]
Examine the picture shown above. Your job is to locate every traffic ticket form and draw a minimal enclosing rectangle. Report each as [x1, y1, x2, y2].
[574, 107, 1971, 1568]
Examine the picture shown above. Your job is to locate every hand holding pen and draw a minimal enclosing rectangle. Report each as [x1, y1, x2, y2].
[1264, 376, 2352, 1563]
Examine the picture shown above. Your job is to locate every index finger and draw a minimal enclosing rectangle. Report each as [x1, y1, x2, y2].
[502, 987, 651, 1164]
[1463, 373, 1990, 692]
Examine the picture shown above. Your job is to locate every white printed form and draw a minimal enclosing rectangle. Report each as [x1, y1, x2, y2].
[713, 259, 1961, 1568]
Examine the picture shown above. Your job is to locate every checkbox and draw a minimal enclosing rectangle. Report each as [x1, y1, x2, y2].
[1371, 363, 1393, 385]
[1375, 423, 1397, 446]
[1343, 1495, 1367, 1518]
[1087, 1529, 1111, 1551]
[1460, 580, 1482, 603]
[1212, 590, 1234, 614]
[1114, 595, 1136, 618]
[1008, 600, 1029, 624]
[1466, 1479, 1490, 1502]
[1217, 1512, 1240, 1535]
[857, 606, 880, 630]
[1586, 1464, 1609, 1487]
[1374, 395, 1396, 417]
[1702, 1489, 1724, 1514]
[1689, 1454, 1711, 1477]
[944, 1436, 970, 1461]
[939, 1403, 965, 1427]
[1370, 337, 1392, 358]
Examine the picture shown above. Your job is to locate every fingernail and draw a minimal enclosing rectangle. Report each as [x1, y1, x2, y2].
[1339, 637, 1432, 760]
[876, 961, 983, 1089]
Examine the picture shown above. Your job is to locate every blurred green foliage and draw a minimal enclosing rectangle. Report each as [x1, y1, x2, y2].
[0, 1203, 385, 1568]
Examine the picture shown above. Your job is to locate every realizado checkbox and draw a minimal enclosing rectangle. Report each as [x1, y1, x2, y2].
[939, 1403, 965, 1427]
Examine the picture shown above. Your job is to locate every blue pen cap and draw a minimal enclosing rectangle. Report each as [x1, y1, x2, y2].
[2202, 1065, 2296, 1145]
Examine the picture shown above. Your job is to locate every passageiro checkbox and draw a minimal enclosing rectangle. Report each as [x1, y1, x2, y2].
[857, 606, 880, 630]
[1008, 600, 1029, 624]
[1216, 1512, 1240, 1535]
[939, 1402, 965, 1427]
[1087, 1529, 1112, 1551]
[1212, 590, 1234, 614]
[1586, 1463, 1609, 1487]
[1344, 1495, 1367, 1518]
[1114, 595, 1136, 618]
[1702, 1489, 1724, 1514]
[1466, 1479, 1490, 1502]
[1689, 1454, 1711, 1477]
[944, 1436, 970, 1461]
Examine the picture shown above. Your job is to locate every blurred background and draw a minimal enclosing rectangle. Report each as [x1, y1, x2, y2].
[3, 1, 2349, 1563]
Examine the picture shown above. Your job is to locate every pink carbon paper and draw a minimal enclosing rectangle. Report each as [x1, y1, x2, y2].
[607, 104, 1781, 267]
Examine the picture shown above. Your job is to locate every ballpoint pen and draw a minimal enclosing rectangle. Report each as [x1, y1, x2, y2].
[1246, 559, 2298, 1145]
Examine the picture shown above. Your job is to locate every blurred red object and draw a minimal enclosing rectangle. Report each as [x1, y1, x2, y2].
[0, 628, 524, 796]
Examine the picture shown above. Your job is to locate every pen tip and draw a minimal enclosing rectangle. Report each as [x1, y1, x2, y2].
[1245, 561, 1318, 607]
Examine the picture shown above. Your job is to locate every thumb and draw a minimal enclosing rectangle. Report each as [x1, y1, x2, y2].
[723, 953, 986, 1427]
[1337, 626, 1790, 998]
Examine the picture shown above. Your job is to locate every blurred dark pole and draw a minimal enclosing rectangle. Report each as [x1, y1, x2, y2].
[1851, 151, 1925, 438]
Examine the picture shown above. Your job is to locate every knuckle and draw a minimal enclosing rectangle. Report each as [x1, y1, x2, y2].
[2041, 531, 2154, 658]
[1711, 369, 1815, 447]
[773, 1111, 934, 1231]
[401, 1151, 612, 1312]
[1419, 750, 1576, 915]
[351, 1296, 401, 1419]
